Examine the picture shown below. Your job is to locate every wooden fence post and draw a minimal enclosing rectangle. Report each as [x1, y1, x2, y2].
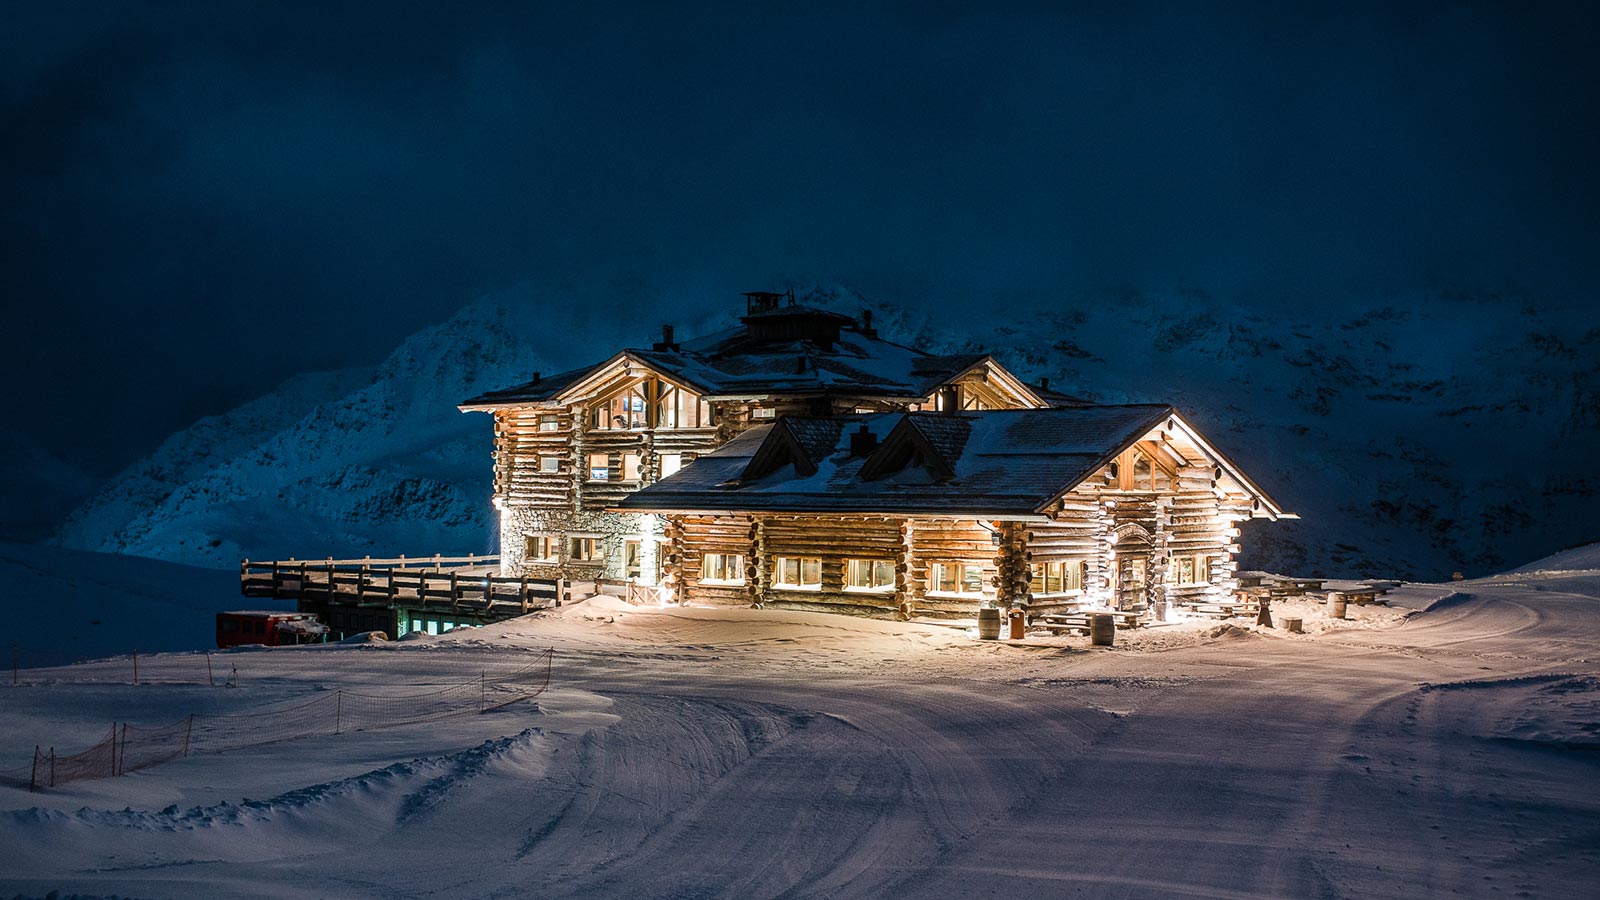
[270, 560, 280, 599]
[520, 576, 529, 613]
[450, 571, 460, 611]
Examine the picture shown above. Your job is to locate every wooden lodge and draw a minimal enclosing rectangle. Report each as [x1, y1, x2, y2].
[617, 406, 1293, 620]
[455, 291, 1296, 623]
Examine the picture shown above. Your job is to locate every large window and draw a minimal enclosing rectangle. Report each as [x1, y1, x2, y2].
[588, 453, 610, 481]
[569, 537, 603, 563]
[701, 553, 746, 584]
[773, 556, 822, 590]
[593, 387, 648, 430]
[931, 562, 986, 596]
[525, 535, 556, 562]
[655, 383, 713, 429]
[1031, 560, 1086, 595]
[845, 558, 895, 591]
[623, 453, 641, 481]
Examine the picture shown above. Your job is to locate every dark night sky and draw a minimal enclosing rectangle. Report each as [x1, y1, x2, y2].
[3, 1, 1597, 475]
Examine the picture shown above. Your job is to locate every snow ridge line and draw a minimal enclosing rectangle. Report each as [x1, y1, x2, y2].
[1417, 672, 1598, 693]
[6, 727, 545, 831]
[3, 648, 555, 791]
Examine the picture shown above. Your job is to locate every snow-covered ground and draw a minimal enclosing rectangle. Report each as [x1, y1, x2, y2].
[2, 549, 1597, 898]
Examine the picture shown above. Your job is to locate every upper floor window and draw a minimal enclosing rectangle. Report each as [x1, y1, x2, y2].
[751, 407, 776, 420]
[539, 456, 561, 474]
[659, 453, 683, 478]
[538, 415, 560, 432]
[845, 558, 895, 592]
[593, 386, 648, 430]
[655, 383, 713, 429]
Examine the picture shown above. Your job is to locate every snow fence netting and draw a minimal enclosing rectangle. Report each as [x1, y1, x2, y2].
[1, 648, 554, 791]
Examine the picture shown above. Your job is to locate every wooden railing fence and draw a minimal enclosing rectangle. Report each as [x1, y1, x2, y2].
[240, 554, 566, 616]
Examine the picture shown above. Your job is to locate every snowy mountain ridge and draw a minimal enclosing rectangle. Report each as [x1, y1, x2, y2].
[53, 284, 1598, 580]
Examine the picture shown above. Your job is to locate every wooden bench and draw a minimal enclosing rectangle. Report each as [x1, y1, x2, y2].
[1040, 610, 1143, 635]
[1180, 601, 1260, 619]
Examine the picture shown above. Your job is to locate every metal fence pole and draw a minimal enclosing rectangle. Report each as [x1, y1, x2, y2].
[335, 691, 342, 735]
[206, 652, 214, 687]
[183, 714, 193, 757]
[49, 747, 55, 788]
[30, 746, 38, 792]
[132, 649, 138, 685]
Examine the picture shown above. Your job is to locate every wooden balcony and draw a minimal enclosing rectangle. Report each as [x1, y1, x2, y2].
[240, 554, 567, 618]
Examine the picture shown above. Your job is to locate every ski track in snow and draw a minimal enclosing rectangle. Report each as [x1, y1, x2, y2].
[1, 567, 1598, 898]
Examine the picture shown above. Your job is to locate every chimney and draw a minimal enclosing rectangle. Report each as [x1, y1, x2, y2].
[532, 371, 541, 384]
[859, 309, 877, 338]
[849, 423, 878, 457]
[1039, 376, 1049, 391]
[652, 324, 677, 351]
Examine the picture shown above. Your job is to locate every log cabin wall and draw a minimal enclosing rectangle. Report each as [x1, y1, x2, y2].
[904, 518, 1003, 619]
[672, 514, 758, 607]
[495, 394, 722, 580]
[756, 515, 905, 618]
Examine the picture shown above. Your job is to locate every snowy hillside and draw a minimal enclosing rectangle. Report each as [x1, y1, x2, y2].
[54, 298, 572, 568]
[859, 288, 1598, 580]
[55, 285, 1595, 580]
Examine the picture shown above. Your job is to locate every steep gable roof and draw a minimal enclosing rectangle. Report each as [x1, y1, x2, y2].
[738, 417, 851, 481]
[458, 305, 1052, 410]
[618, 405, 1224, 519]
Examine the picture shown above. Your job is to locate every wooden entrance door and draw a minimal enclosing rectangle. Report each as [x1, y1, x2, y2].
[1116, 554, 1148, 610]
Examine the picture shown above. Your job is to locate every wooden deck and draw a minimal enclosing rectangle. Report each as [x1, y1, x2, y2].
[240, 554, 567, 617]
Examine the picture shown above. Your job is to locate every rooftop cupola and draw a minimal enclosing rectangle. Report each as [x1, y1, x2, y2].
[739, 289, 855, 346]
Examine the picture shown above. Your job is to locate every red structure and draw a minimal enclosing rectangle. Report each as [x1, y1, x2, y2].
[215, 611, 329, 648]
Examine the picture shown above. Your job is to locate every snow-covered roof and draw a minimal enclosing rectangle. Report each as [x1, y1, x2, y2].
[616, 405, 1233, 519]
[458, 308, 1048, 409]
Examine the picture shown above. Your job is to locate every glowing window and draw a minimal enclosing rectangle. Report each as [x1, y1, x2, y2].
[702, 553, 746, 584]
[845, 559, 895, 591]
[931, 562, 986, 596]
[773, 556, 821, 589]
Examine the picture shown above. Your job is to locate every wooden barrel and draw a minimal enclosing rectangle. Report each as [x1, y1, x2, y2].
[1090, 613, 1115, 647]
[1329, 592, 1347, 619]
[977, 607, 1001, 640]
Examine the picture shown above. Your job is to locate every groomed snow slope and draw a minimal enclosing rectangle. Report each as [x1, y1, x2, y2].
[2, 551, 1596, 899]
